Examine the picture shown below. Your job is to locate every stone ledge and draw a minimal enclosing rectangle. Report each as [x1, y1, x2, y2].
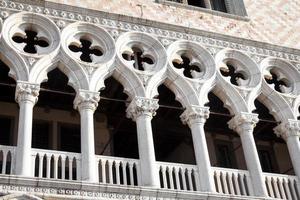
[0, 175, 271, 200]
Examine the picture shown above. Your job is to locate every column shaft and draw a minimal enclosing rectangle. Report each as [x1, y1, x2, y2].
[136, 113, 160, 187]
[15, 100, 34, 176]
[80, 108, 97, 182]
[239, 128, 267, 196]
[190, 122, 215, 192]
[74, 90, 100, 183]
[15, 82, 39, 177]
[286, 136, 300, 177]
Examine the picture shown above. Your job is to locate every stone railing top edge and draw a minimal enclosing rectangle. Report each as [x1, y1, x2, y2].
[95, 155, 139, 163]
[263, 172, 298, 180]
[31, 148, 81, 158]
[0, 144, 16, 151]
[1, 0, 300, 66]
[212, 167, 250, 174]
[156, 161, 197, 169]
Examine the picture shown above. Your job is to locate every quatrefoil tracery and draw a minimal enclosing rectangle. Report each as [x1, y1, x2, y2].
[12, 29, 49, 54]
[122, 47, 154, 71]
[264, 69, 290, 93]
[68, 38, 103, 63]
[172, 54, 202, 79]
[220, 63, 247, 86]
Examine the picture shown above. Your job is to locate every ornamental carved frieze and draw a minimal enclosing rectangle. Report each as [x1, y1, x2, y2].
[274, 120, 300, 141]
[180, 106, 210, 126]
[73, 89, 100, 111]
[126, 97, 159, 121]
[228, 112, 259, 133]
[15, 81, 40, 104]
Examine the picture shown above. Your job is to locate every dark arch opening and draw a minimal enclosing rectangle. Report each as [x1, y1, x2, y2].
[205, 92, 246, 170]
[0, 60, 17, 146]
[152, 84, 195, 165]
[253, 99, 294, 175]
[96, 77, 138, 158]
[33, 68, 80, 153]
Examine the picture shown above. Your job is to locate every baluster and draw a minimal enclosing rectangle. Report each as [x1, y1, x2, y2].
[122, 163, 127, 186]
[277, 178, 286, 199]
[233, 173, 241, 195]
[108, 161, 113, 184]
[101, 160, 106, 183]
[221, 172, 229, 194]
[187, 169, 193, 191]
[193, 169, 201, 191]
[289, 179, 298, 200]
[215, 171, 223, 193]
[2, 151, 7, 174]
[68, 159, 73, 180]
[160, 166, 167, 188]
[283, 178, 292, 200]
[129, 163, 134, 186]
[238, 174, 246, 195]
[76, 158, 81, 180]
[245, 173, 254, 195]
[61, 156, 66, 180]
[266, 176, 274, 197]
[174, 167, 181, 190]
[136, 162, 141, 186]
[115, 161, 121, 185]
[181, 168, 187, 190]
[54, 156, 58, 179]
[38, 154, 43, 178]
[168, 167, 174, 189]
[46, 155, 51, 178]
[227, 172, 235, 194]
[273, 178, 281, 198]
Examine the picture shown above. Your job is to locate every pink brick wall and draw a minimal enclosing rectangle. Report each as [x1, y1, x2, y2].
[49, 0, 300, 49]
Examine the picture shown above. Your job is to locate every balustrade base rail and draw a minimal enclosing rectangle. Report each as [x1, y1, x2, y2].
[0, 145, 299, 200]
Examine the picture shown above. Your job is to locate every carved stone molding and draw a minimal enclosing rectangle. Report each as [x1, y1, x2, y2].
[73, 89, 100, 112]
[180, 106, 209, 126]
[274, 119, 300, 141]
[0, 0, 300, 67]
[228, 112, 259, 134]
[15, 81, 40, 105]
[126, 97, 159, 121]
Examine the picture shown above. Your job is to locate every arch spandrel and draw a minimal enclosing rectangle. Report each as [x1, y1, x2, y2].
[214, 49, 262, 115]
[260, 57, 300, 121]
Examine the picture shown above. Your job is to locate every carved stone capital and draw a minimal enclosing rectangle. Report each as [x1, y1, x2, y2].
[274, 119, 300, 141]
[74, 90, 100, 112]
[126, 97, 159, 121]
[180, 106, 209, 126]
[228, 112, 259, 134]
[15, 81, 40, 105]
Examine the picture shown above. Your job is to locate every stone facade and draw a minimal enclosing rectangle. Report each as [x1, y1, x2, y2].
[0, 0, 300, 199]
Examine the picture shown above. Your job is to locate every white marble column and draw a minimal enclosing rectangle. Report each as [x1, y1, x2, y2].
[180, 106, 215, 192]
[126, 97, 160, 187]
[275, 120, 300, 179]
[74, 90, 100, 182]
[15, 81, 40, 176]
[228, 112, 268, 197]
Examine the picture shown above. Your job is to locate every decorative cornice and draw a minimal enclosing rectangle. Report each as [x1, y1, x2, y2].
[126, 97, 159, 121]
[180, 106, 209, 126]
[15, 81, 40, 105]
[1, 0, 300, 68]
[274, 119, 300, 141]
[73, 89, 100, 112]
[228, 112, 259, 134]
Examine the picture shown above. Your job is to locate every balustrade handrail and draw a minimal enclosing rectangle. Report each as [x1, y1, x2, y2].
[263, 172, 298, 180]
[212, 166, 250, 175]
[31, 148, 81, 158]
[0, 144, 16, 152]
[156, 161, 198, 170]
[95, 154, 139, 163]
